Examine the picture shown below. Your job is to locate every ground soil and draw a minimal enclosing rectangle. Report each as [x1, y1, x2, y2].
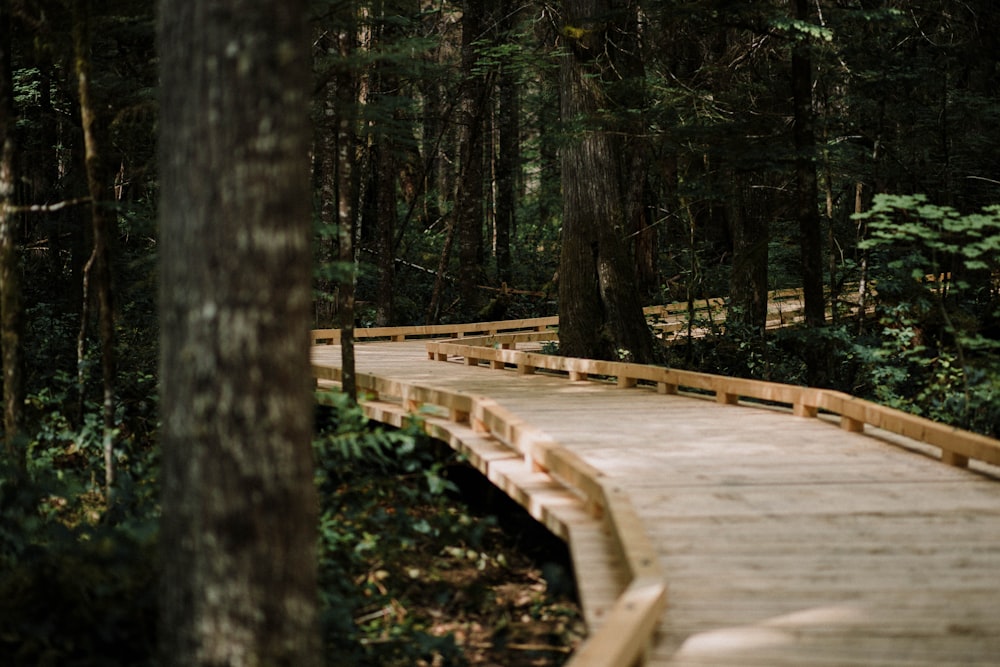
[379, 463, 587, 666]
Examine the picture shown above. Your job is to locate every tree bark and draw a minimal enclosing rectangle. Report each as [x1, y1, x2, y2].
[557, 0, 654, 363]
[792, 0, 824, 328]
[495, 59, 517, 286]
[456, 0, 487, 319]
[157, 0, 320, 664]
[727, 172, 768, 333]
[73, 0, 116, 498]
[791, 0, 827, 386]
[373, 138, 396, 326]
[0, 0, 23, 469]
[334, 12, 359, 402]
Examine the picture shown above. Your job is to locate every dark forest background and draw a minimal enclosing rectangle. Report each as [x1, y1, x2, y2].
[1, 1, 999, 665]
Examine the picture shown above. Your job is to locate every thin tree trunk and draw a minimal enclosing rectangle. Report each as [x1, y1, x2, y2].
[457, 0, 487, 319]
[537, 79, 559, 231]
[791, 0, 827, 387]
[426, 213, 457, 323]
[615, 2, 656, 300]
[727, 172, 768, 333]
[0, 0, 23, 469]
[495, 54, 517, 285]
[334, 12, 358, 401]
[73, 0, 116, 499]
[374, 139, 396, 326]
[157, 0, 320, 663]
[792, 0, 824, 328]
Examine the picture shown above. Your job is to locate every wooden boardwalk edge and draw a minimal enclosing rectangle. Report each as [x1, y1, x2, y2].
[423, 336, 1000, 472]
[313, 365, 669, 666]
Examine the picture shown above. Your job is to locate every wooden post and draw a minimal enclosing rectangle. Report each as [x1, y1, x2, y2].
[716, 392, 738, 405]
[794, 402, 818, 418]
[840, 416, 864, 432]
[941, 450, 970, 468]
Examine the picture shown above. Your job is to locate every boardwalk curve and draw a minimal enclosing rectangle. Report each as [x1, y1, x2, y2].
[312, 319, 1000, 666]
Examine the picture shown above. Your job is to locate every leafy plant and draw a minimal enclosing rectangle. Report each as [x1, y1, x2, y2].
[852, 194, 1000, 435]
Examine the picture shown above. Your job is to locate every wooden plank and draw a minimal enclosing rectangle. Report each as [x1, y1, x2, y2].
[569, 578, 668, 667]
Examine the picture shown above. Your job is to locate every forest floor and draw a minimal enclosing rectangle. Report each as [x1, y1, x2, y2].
[391, 465, 587, 666]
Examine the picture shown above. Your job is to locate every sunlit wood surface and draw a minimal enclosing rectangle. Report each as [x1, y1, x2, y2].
[312, 339, 1000, 666]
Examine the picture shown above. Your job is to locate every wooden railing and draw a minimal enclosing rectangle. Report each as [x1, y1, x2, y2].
[310, 363, 668, 667]
[311, 286, 866, 347]
[425, 333, 1000, 470]
[310, 315, 557, 345]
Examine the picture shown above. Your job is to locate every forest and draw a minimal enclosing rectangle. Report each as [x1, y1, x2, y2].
[1, 0, 999, 665]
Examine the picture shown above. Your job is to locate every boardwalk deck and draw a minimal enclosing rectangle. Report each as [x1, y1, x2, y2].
[312, 339, 1000, 666]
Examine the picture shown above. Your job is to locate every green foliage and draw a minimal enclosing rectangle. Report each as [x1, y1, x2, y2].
[1, 378, 505, 667]
[0, 486, 159, 667]
[769, 18, 834, 43]
[0, 390, 159, 667]
[851, 194, 1000, 435]
[857, 195, 1000, 280]
[313, 393, 488, 666]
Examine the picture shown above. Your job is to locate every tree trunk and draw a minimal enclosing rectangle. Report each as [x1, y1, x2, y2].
[334, 12, 359, 402]
[727, 173, 768, 333]
[73, 0, 117, 499]
[374, 138, 396, 326]
[157, 0, 320, 664]
[792, 0, 824, 328]
[457, 0, 487, 319]
[495, 19, 518, 286]
[614, 2, 657, 301]
[791, 0, 827, 386]
[0, 0, 23, 469]
[557, 0, 654, 363]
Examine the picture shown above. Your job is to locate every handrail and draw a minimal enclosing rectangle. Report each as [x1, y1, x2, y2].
[312, 286, 866, 346]
[425, 334, 1000, 470]
[310, 362, 668, 666]
[311, 315, 558, 345]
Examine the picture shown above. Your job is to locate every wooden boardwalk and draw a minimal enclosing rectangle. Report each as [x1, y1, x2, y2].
[312, 329, 1000, 666]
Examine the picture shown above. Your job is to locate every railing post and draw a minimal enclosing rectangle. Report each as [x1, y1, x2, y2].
[941, 451, 970, 468]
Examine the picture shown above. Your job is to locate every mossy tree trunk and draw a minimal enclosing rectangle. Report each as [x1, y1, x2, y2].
[157, 0, 320, 664]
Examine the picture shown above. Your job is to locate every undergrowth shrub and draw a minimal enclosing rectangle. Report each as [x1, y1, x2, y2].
[313, 390, 475, 666]
[852, 194, 1000, 436]
[1, 377, 500, 667]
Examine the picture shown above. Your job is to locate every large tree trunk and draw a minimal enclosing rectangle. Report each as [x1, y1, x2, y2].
[0, 0, 23, 469]
[557, 0, 654, 363]
[157, 1, 320, 665]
